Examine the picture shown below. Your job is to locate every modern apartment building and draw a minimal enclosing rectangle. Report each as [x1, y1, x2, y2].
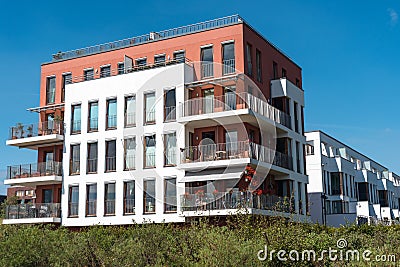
[306, 131, 400, 227]
[3, 15, 308, 225]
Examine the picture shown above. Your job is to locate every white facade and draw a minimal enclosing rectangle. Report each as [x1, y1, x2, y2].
[306, 131, 400, 227]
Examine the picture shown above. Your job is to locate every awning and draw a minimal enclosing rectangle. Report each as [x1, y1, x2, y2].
[179, 171, 242, 183]
[27, 103, 65, 113]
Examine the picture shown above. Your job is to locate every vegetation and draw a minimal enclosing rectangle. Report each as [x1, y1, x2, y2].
[0, 215, 399, 266]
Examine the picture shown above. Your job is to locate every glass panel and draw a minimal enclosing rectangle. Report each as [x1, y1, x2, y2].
[201, 47, 213, 78]
[145, 135, 156, 167]
[125, 138, 136, 170]
[144, 180, 156, 213]
[125, 96, 136, 126]
[118, 63, 124, 75]
[223, 43, 235, 60]
[173, 51, 185, 63]
[86, 184, 97, 216]
[164, 133, 176, 166]
[107, 99, 117, 129]
[124, 181, 135, 214]
[202, 89, 214, 114]
[246, 44, 252, 76]
[226, 131, 238, 155]
[145, 93, 155, 123]
[224, 86, 236, 110]
[136, 58, 147, 66]
[70, 144, 80, 174]
[100, 66, 111, 78]
[164, 178, 177, 212]
[105, 140, 116, 171]
[105, 183, 115, 215]
[84, 69, 94, 81]
[154, 55, 166, 64]
[69, 186, 79, 216]
[43, 189, 53, 203]
[46, 77, 56, 104]
[88, 102, 98, 131]
[164, 89, 176, 121]
[87, 143, 98, 173]
[71, 105, 81, 133]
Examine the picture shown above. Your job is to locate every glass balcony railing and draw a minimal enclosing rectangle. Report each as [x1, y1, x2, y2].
[5, 203, 61, 220]
[8, 121, 63, 140]
[7, 161, 62, 179]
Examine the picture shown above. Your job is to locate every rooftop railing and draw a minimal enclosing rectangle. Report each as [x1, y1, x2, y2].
[8, 121, 63, 140]
[52, 15, 243, 61]
[7, 161, 62, 179]
[5, 203, 61, 220]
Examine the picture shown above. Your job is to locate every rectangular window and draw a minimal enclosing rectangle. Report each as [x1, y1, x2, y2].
[70, 144, 80, 175]
[100, 65, 111, 78]
[124, 181, 135, 214]
[246, 43, 253, 76]
[222, 42, 235, 75]
[124, 137, 136, 170]
[154, 54, 166, 65]
[200, 46, 213, 78]
[164, 88, 176, 121]
[296, 141, 301, 173]
[331, 172, 342, 195]
[300, 106, 305, 135]
[294, 102, 299, 133]
[226, 130, 238, 158]
[256, 49, 262, 82]
[164, 132, 177, 166]
[43, 189, 53, 203]
[136, 58, 147, 67]
[332, 201, 343, 214]
[87, 142, 98, 174]
[144, 135, 156, 168]
[25, 190, 34, 197]
[88, 101, 98, 132]
[144, 180, 156, 213]
[71, 104, 81, 134]
[164, 178, 177, 213]
[118, 62, 125, 75]
[61, 73, 72, 102]
[46, 76, 56, 104]
[282, 68, 287, 78]
[84, 69, 94, 81]
[144, 92, 156, 124]
[106, 99, 117, 129]
[105, 140, 116, 172]
[273, 62, 278, 79]
[15, 190, 24, 197]
[173, 50, 185, 63]
[224, 86, 236, 110]
[86, 184, 97, 216]
[68, 186, 79, 217]
[104, 183, 116, 215]
[125, 96, 136, 127]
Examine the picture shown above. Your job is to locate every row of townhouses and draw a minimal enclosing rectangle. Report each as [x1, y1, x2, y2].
[2, 15, 398, 227]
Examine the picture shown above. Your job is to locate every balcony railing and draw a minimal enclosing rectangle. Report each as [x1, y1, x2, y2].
[7, 161, 62, 179]
[181, 141, 293, 170]
[104, 200, 115, 215]
[164, 106, 176, 121]
[222, 59, 235, 75]
[86, 201, 97, 216]
[124, 155, 136, 170]
[125, 112, 136, 127]
[52, 15, 242, 61]
[164, 196, 177, 213]
[106, 115, 117, 129]
[88, 118, 98, 131]
[180, 192, 294, 213]
[201, 62, 214, 78]
[145, 110, 156, 124]
[144, 152, 156, 168]
[5, 203, 61, 220]
[124, 198, 135, 214]
[9, 121, 63, 140]
[105, 156, 116, 172]
[70, 160, 80, 175]
[181, 92, 292, 129]
[87, 158, 98, 173]
[68, 202, 79, 217]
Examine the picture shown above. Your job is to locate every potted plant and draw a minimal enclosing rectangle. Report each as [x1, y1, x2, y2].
[26, 125, 33, 137]
[16, 123, 24, 138]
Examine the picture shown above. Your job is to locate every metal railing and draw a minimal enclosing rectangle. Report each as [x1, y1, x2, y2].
[222, 59, 235, 75]
[144, 197, 156, 213]
[7, 161, 62, 179]
[105, 156, 116, 172]
[9, 121, 63, 140]
[68, 203, 79, 217]
[87, 158, 98, 173]
[124, 155, 136, 170]
[144, 153, 156, 168]
[71, 120, 81, 134]
[164, 150, 177, 166]
[124, 198, 135, 214]
[70, 160, 80, 175]
[52, 15, 243, 61]
[5, 203, 61, 219]
[164, 106, 176, 121]
[125, 112, 136, 127]
[86, 201, 97, 216]
[180, 192, 294, 213]
[145, 110, 156, 124]
[88, 118, 98, 131]
[164, 196, 177, 213]
[201, 62, 214, 78]
[106, 115, 117, 129]
[104, 200, 115, 215]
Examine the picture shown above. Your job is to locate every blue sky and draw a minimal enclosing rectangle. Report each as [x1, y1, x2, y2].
[0, 0, 399, 194]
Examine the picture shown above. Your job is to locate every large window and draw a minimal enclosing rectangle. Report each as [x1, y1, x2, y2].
[68, 186, 79, 217]
[357, 183, 369, 201]
[164, 178, 177, 213]
[164, 88, 176, 121]
[104, 183, 116, 215]
[87, 142, 98, 173]
[331, 172, 342, 195]
[222, 42, 235, 75]
[70, 144, 80, 175]
[61, 73, 72, 102]
[124, 96, 136, 127]
[84, 69, 94, 81]
[71, 104, 81, 134]
[200, 46, 213, 78]
[224, 86, 236, 110]
[144, 135, 156, 168]
[46, 76, 56, 104]
[256, 49, 262, 82]
[86, 184, 97, 216]
[164, 132, 177, 166]
[332, 201, 343, 214]
[246, 43, 253, 76]
[124, 137, 136, 170]
[100, 65, 111, 78]
[105, 140, 116, 172]
[294, 102, 299, 133]
[106, 99, 117, 129]
[124, 181, 135, 214]
[88, 101, 98, 132]
[144, 180, 156, 213]
[144, 92, 156, 124]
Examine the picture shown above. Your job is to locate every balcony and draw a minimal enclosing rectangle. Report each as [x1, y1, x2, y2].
[5, 161, 62, 187]
[180, 141, 293, 171]
[179, 92, 291, 129]
[3, 203, 61, 224]
[7, 121, 64, 149]
[201, 62, 214, 78]
[222, 59, 235, 75]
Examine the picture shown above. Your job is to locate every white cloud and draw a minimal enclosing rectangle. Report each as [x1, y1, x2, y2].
[388, 8, 398, 26]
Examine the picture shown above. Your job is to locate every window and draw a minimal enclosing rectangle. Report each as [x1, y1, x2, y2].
[226, 130, 238, 157]
[136, 58, 147, 67]
[300, 106, 305, 135]
[117, 62, 125, 75]
[124, 137, 136, 170]
[164, 132, 177, 166]
[246, 43, 253, 76]
[70, 144, 80, 175]
[294, 102, 299, 133]
[173, 50, 185, 63]
[106, 99, 117, 129]
[84, 69, 94, 81]
[222, 42, 235, 75]
[124, 181, 135, 214]
[332, 201, 343, 214]
[282, 68, 287, 78]
[305, 144, 314, 155]
[296, 78, 300, 87]
[104, 183, 116, 215]
[164, 178, 177, 213]
[200, 46, 213, 78]
[15, 190, 24, 197]
[256, 49, 262, 82]
[105, 140, 116, 172]
[88, 101, 98, 132]
[100, 65, 111, 78]
[164, 88, 176, 121]
[273, 62, 278, 79]
[86, 184, 97, 216]
[154, 54, 166, 64]
[224, 86, 236, 110]
[125, 95, 136, 127]
[43, 189, 53, 203]
[61, 73, 72, 102]
[71, 104, 81, 134]
[202, 88, 214, 114]
[144, 92, 156, 124]
[68, 186, 79, 217]
[331, 172, 342, 195]
[46, 76, 56, 104]
[25, 190, 34, 197]
[295, 141, 301, 173]
[144, 180, 156, 213]
[144, 135, 156, 168]
[87, 142, 98, 174]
